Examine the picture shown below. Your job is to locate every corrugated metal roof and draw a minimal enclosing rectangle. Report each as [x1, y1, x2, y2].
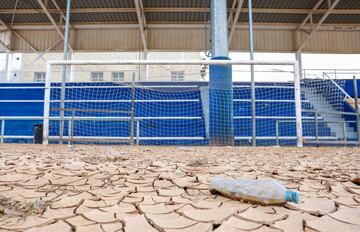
[238, 13, 308, 24]
[0, 13, 52, 24]
[55, 0, 135, 9]
[0, 0, 360, 25]
[144, 0, 210, 8]
[70, 12, 137, 23]
[0, 0, 43, 9]
[146, 12, 209, 22]
[320, 0, 360, 9]
[245, 0, 317, 9]
[325, 14, 360, 24]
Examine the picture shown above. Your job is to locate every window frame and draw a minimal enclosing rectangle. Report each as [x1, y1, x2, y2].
[34, 72, 46, 82]
[171, 71, 185, 82]
[112, 71, 125, 82]
[90, 72, 104, 82]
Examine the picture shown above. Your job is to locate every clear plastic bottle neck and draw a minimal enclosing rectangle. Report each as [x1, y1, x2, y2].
[285, 190, 299, 204]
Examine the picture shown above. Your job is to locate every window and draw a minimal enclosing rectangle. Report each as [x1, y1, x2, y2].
[112, 72, 125, 82]
[34, 72, 46, 82]
[171, 71, 184, 82]
[91, 72, 104, 82]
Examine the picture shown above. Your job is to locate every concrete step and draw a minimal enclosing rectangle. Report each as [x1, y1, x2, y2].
[347, 132, 358, 139]
[304, 86, 357, 141]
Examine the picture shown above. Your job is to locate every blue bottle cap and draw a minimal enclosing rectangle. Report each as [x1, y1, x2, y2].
[285, 190, 299, 204]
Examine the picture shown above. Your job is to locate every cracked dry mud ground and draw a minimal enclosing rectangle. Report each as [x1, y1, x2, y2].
[0, 145, 360, 232]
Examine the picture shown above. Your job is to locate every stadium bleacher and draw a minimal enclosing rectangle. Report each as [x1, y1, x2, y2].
[0, 81, 356, 145]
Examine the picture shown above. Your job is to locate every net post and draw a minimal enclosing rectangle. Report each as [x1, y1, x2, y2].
[43, 62, 51, 145]
[130, 73, 136, 145]
[68, 120, 72, 145]
[136, 121, 140, 146]
[343, 121, 347, 142]
[250, 64, 256, 147]
[59, 0, 72, 145]
[209, 58, 234, 146]
[68, 109, 75, 146]
[275, 120, 279, 146]
[294, 61, 303, 147]
[248, 0, 256, 147]
[352, 76, 360, 146]
[59, 65, 67, 144]
[314, 111, 319, 145]
[209, 0, 234, 146]
[1, 120, 5, 143]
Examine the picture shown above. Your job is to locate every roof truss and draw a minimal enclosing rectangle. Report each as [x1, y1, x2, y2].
[0, 7, 359, 15]
[134, 0, 147, 51]
[297, 0, 341, 52]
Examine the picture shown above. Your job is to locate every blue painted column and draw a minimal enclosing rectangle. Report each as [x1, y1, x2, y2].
[209, 0, 234, 146]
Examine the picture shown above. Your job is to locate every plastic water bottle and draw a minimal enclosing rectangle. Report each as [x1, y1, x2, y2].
[210, 177, 299, 206]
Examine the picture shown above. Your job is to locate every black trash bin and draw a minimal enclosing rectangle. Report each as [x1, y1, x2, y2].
[33, 124, 43, 144]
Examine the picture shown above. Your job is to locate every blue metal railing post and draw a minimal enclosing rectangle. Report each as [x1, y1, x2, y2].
[209, 0, 234, 146]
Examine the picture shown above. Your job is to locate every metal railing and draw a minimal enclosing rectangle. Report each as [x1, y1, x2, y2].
[51, 107, 140, 145]
[275, 107, 360, 146]
[303, 69, 360, 80]
[321, 75, 360, 144]
[301, 72, 360, 146]
[0, 116, 43, 143]
[0, 115, 142, 145]
[1, 113, 358, 146]
[276, 118, 358, 146]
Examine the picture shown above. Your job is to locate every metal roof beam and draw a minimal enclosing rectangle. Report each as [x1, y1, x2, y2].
[10, 0, 19, 26]
[36, 0, 74, 52]
[1, 7, 360, 14]
[36, 0, 65, 40]
[22, 38, 62, 69]
[0, 38, 10, 51]
[51, 0, 65, 21]
[297, 0, 341, 52]
[297, 0, 326, 31]
[4, 22, 360, 31]
[228, 0, 244, 46]
[139, 0, 146, 28]
[0, 19, 44, 56]
[50, 0, 75, 30]
[134, 0, 147, 51]
[228, 0, 238, 25]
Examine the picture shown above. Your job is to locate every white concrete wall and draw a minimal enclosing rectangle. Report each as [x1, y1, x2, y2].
[0, 53, 6, 81]
[13, 52, 202, 83]
[147, 52, 201, 82]
[17, 53, 63, 82]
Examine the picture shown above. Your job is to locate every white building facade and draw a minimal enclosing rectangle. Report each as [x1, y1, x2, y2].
[1, 52, 204, 83]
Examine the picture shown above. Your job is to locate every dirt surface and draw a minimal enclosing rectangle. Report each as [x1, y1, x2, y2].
[0, 144, 360, 232]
